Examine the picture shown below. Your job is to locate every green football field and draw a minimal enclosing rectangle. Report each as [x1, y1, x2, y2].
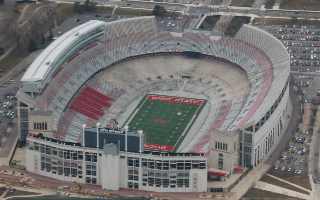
[127, 94, 206, 147]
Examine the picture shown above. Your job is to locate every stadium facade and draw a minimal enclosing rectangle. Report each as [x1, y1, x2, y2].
[26, 128, 207, 192]
[17, 16, 291, 191]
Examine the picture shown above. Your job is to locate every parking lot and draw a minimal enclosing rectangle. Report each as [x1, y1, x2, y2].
[272, 131, 310, 176]
[262, 25, 320, 74]
[0, 94, 16, 150]
[0, 95, 16, 121]
[0, 84, 19, 164]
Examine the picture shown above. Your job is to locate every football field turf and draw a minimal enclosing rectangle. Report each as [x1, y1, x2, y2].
[127, 94, 206, 147]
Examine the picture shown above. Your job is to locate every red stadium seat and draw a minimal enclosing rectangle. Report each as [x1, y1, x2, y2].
[70, 87, 113, 120]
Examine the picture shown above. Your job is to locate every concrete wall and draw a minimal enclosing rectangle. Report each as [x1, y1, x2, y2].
[252, 85, 291, 166]
[25, 148, 40, 173]
[190, 169, 207, 192]
[29, 111, 55, 138]
[101, 154, 120, 190]
[208, 130, 239, 173]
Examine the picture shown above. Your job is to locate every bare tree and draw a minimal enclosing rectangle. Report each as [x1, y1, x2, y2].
[13, 2, 57, 52]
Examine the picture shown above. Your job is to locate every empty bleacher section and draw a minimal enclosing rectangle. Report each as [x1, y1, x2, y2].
[235, 25, 290, 127]
[18, 16, 290, 159]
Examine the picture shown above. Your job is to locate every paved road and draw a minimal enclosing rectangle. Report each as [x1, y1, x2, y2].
[116, 0, 320, 19]
[52, 0, 320, 20]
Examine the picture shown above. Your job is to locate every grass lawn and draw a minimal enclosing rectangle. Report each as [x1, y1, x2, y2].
[230, 0, 255, 7]
[4, 189, 39, 198]
[260, 175, 310, 194]
[127, 94, 206, 147]
[280, 0, 320, 10]
[56, 3, 75, 24]
[10, 196, 149, 200]
[55, 3, 151, 23]
[268, 168, 311, 190]
[114, 7, 153, 16]
[0, 52, 24, 73]
[243, 188, 304, 200]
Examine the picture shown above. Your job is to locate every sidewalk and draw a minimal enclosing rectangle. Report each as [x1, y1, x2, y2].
[228, 163, 271, 200]
[0, 182, 55, 200]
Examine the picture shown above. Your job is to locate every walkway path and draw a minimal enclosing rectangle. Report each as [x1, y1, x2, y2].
[228, 163, 271, 200]
[4, 193, 54, 200]
[0, 189, 8, 199]
[0, 182, 55, 200]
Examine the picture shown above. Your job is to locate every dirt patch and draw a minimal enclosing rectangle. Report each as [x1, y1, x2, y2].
[0, 51, 24, 74]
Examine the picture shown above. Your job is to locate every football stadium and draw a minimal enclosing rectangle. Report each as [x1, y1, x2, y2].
[17, 16, 291, 192]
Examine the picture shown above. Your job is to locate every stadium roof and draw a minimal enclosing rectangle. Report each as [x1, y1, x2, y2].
[21, 20, 105, 83]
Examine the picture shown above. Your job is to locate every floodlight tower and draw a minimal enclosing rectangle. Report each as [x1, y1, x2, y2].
[82, 124, 86, 147]
[96, 122, 101, 149]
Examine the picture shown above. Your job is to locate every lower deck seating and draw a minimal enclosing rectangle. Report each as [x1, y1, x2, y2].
[70, 87, 113, 120]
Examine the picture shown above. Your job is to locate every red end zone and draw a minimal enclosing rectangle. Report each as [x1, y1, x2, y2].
[147, 95, 205, 106]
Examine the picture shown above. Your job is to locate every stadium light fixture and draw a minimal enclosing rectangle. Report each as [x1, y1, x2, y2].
[82, 124, 86, 147]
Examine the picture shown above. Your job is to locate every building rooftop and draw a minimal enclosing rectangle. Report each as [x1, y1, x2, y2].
[21, 20, 105, 83]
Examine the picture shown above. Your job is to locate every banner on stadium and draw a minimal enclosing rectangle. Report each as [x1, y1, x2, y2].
[147, 95, 205, 106]
[144, 144, 175, 151]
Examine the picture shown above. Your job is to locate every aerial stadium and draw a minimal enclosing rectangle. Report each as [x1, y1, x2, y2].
[17, 16, 291, 192]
